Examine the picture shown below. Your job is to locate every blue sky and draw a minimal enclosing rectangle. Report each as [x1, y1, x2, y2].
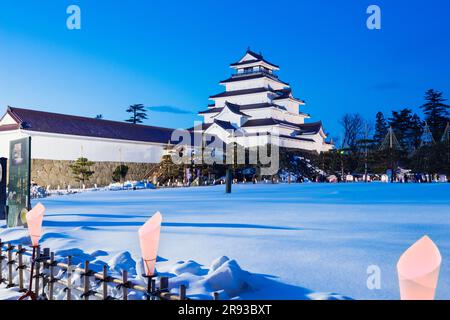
[1, 0, 449, 139]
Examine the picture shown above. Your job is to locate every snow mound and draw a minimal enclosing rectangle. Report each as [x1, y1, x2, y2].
[203, 259, 251, 297]
[209, 256, 230, 273]
[109, 251, 136, 276]
[171, 260, 203, 276]
[55, 248, 95, 264]
[91, 250, 108, 258]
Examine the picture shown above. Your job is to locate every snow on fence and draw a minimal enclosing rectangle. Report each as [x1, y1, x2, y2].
[0, 239, 192, 301]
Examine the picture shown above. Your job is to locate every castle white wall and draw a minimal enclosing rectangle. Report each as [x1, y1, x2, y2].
[212, 92, 271, 107]
[0, 129, 164, 163]
[224, 78, 287, 91]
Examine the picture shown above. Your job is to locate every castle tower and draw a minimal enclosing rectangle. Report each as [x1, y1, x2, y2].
[196, 49, 333, 153]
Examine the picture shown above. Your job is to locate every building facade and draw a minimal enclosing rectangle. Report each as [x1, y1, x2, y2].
[196, 49, 333, 153]
[0, 107, 173, 187]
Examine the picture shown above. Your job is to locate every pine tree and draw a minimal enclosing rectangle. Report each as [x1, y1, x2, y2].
[112, 164, 129, 182]
[158, 152, 183, 184]
[389, 108, 423, 153]
[420, 89, 449, 141]
[409, 114, 424, 151]
[69, 157, 95, 184]
[125, 104, 148, 124]
[442, 122, 450, 173]
[373, 112, 388, 146]
[95, 114, 103, 119]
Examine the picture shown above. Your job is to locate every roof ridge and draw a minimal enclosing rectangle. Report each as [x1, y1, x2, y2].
[7, 106, 174, 132]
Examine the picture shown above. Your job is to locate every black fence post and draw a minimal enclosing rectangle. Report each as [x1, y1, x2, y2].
[34, 246, 41, 294]
[83, 260, 90, 301]
[17, 244, 26, 292]
[0, 157, 7, 220]
[226, 167, 232, 193]
[48, 252, 55, 300]
[179, 284, 186, 300]
[66, 256, 72, 300]
[151, 278, 156, 300]
[102, 265, 109, 300]
[7, 243, 15, 288]
[122, 270, 128, 301]
[0, 239, 4, 285]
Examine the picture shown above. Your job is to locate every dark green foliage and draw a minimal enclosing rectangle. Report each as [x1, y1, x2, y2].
[389, 108, 423, 153]
[317, 90, 450, 177]
[69, 157, 95, 184]
[112, 164, 129, 182]
[373, 112, 388, 146]
[125, 104, 148, 124]
[420, 89, 449, 141]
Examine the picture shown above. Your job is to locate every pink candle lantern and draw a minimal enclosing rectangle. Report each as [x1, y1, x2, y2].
[397, 235, 442, 300]
[25, 203, 46, 247]
[138, 211, 162, 276]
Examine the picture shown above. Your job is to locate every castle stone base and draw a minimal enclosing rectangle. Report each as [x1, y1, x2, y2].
[31, 159, 158, 188]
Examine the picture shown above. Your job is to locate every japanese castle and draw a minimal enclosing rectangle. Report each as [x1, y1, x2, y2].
[196, 49, 333, 153]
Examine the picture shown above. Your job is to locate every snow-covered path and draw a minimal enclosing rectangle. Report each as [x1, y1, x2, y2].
[1, 183, 450, 299]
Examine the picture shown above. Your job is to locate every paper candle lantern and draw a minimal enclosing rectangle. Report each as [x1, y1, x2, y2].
[397, 235, 441, 300]
[138, 212, 162, 276]
[26, 203, 46, 247]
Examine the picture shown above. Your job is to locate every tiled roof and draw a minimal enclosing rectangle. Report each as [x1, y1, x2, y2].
[213, 119, 235, 130]
[241, 118, 323, 135]
[198, 103, 287, 115]
[279, 134, 315, 142]
[187, 123, 213, 131]
[209, 87, 274, 99]
[241, 118, 299, 129]
[220, 73, 289, 86]
[223, 102, 251, 117]
[298, 121, 323, 135]
[4, 107, 175, 144]
[230, 49, 279, 69]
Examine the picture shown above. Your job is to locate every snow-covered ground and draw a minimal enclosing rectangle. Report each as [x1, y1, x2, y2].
[1, 182, 450, 300]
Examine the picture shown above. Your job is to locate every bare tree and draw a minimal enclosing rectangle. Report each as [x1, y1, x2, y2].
[340, 113, 365, 150]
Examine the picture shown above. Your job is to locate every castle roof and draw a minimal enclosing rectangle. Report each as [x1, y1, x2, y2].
[220, 73, 289, 86]
[209, 87, 275, 99]
[230, 49, 279, 69]
[198, 103, 294, 116]
[241, 118, 324, 135]
[2, 107, 175, 145]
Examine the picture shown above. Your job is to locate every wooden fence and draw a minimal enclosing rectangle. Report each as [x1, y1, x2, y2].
[0, 238, 197, 301]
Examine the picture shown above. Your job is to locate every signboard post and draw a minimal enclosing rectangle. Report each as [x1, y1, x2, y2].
[0, 157, 7, 220]
[7, 137, 31, 227]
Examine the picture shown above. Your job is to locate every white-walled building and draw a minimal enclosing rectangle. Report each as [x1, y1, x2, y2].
[0, 107, 174, 186]
[0, 107, 172, 163]
[196, 49, 333, 153]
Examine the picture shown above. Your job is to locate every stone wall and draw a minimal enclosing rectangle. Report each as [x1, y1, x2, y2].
[31, 159, 159, 188]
